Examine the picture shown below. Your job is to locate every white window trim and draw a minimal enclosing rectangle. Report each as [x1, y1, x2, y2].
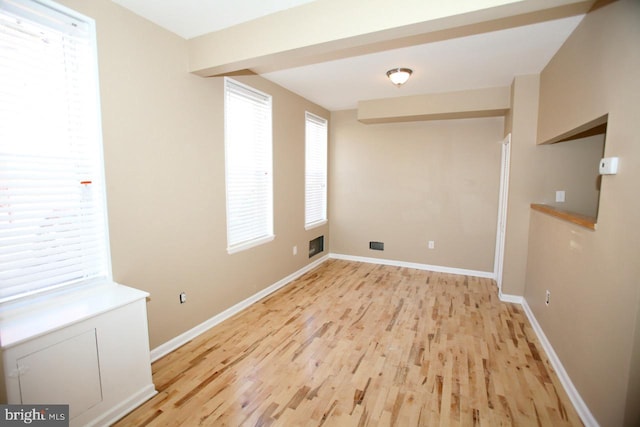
[223, 77, 274, 254]
[226, 234, 276, 255]
[304, 111, 328, 230]
[305, 219, 328, 231]
[0, 0, 113, 305]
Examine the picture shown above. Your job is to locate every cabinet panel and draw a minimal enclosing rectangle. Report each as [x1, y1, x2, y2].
[17, 329, 102, 420]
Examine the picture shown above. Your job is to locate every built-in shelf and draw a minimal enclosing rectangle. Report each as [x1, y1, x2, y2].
[530, 203, 597, 230]
[0, 283, 156, 426]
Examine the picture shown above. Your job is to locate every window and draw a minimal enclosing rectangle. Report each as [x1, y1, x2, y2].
[305, 112, 328, 229]
[224, 78, 273, 253]
[0, 0, 110, 302]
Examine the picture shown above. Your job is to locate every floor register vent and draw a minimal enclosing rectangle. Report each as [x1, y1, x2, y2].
[309, 235, 324, 258]
[369, 241, 384, 251]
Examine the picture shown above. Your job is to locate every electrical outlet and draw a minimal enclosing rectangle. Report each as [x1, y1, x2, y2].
[545, 290, 550, 306]
[179, 292, 187, 304]
[428, 240, 435, 249]
[293, 245, 297, 256]
[555, 190, 565, 203]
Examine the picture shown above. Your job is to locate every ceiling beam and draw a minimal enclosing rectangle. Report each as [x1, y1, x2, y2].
[358, 86, 511, 124]
[187, 0, 595, 77]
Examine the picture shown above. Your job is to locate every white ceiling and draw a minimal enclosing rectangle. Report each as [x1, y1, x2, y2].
[109, 1, 584, 111]
[110, 0, 318, 39]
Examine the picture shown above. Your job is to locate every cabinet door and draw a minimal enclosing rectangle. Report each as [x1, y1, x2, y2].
[17, 329, 103, 420]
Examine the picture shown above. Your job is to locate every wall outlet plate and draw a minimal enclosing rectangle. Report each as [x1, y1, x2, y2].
[545, 290, 550, 306]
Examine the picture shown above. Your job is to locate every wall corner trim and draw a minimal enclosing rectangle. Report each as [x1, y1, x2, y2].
[150, 254, 330, 362]
[520, 298, 600, 427]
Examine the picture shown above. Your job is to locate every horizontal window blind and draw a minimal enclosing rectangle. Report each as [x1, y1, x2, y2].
[305, 112, 328, 229]
[0, 0, 110, 301]
[224, 78, 273, 253]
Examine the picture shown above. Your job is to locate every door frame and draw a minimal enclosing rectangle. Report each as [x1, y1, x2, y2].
[493, 133, 511, 295]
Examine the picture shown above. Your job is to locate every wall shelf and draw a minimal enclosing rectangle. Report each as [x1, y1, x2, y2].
[530, 204, 597, 230]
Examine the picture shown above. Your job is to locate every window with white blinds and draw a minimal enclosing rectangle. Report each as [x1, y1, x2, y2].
[305, 112, 328, 229]
[224, 78, 274, 254]
[0, 0, 110, 302]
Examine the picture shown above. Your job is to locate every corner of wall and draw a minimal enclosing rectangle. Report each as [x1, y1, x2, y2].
[500, 74, 540, 297]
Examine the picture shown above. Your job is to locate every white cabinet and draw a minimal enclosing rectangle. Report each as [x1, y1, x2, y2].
[17, 329, 103, 419]
[0, 284, 157, 427]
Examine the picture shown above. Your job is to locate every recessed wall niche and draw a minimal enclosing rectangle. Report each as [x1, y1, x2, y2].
[533, 115, 607, 228]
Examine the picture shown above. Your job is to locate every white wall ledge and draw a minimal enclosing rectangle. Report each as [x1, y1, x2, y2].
[0, 283, 149, 349]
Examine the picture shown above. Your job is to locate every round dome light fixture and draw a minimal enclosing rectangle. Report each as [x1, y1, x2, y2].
[386, 67, 413, 86]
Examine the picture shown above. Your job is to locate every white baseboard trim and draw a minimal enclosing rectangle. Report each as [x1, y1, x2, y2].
[329, 253, 495, 279]
[521, 298, 599, 427]
[88, 385, 157, 427]
[150, 254, 330, 362]
[498, 291, 523, 304]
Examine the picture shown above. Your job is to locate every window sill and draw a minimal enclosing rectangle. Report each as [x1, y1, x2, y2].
[227, 234, 275, 255]
[0, 282, 149, 349]
[305, 219, 328, 231]
[530, 203, 597, 231]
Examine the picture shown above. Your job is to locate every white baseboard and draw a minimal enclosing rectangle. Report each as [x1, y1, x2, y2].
[521, 299, 599, 427]
[87, 385, 157, 427]
[150, 254, 330, 362]
[498, 291, 523, 304]
[329, 253, 495, 279]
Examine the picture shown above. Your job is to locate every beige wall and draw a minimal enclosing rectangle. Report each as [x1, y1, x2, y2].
[526, 1, 640, 426]
[501, 74, 540, 297]
[537, 134, 604, 217]
[329, 110, 503, 273]
[503, 80, 605, 294]
[357, 86, 510, 124]
[58, 0, 329, 349]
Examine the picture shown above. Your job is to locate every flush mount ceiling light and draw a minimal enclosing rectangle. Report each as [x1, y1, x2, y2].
[386, 67, 412, 86]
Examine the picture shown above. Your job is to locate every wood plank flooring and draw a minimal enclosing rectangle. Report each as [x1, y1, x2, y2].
[114, 259, 582, 426]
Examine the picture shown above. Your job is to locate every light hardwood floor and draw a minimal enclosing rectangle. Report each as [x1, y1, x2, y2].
[114, 259, 582, 426]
